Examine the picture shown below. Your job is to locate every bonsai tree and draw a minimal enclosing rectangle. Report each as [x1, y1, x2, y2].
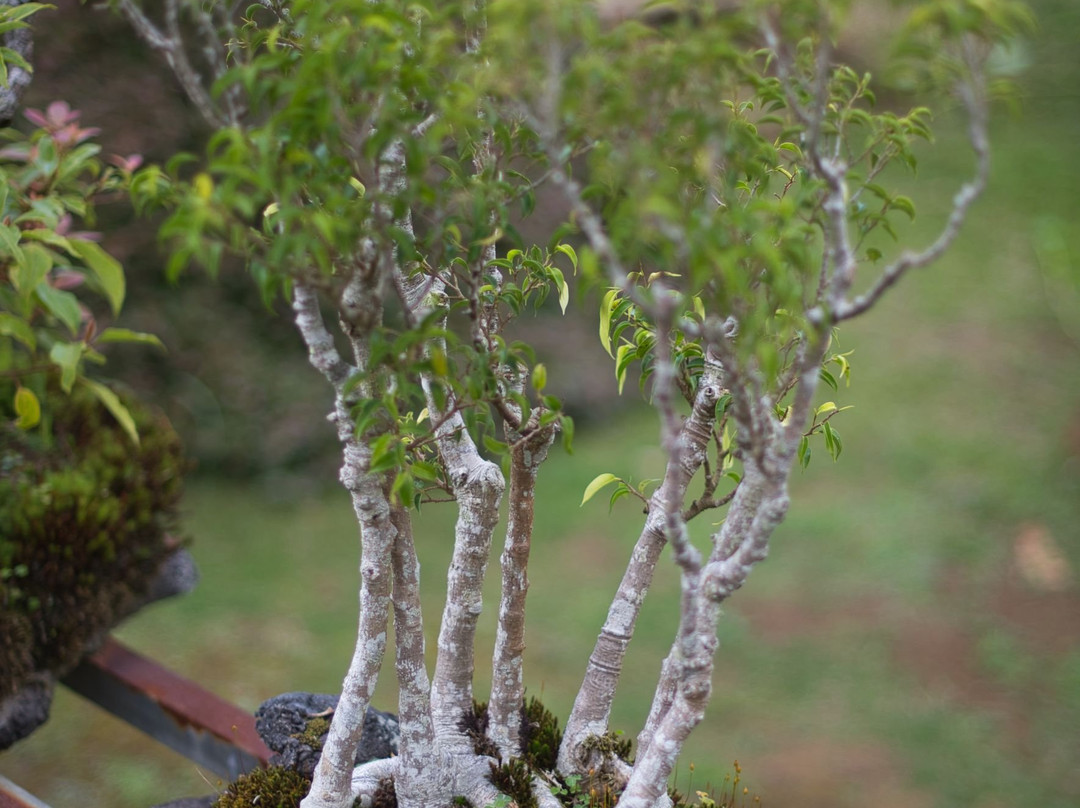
[96, 0, 1029, 806]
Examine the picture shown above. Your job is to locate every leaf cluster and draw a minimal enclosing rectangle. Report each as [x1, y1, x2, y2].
[0, 89, 158, 445]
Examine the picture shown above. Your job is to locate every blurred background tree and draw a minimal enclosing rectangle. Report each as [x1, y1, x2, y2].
[1, 1, 1078, 807]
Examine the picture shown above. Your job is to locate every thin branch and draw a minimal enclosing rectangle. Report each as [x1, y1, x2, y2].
[833, 64, 989, 321]
[291, 283, 355, 394]
[681, 487, 737, 522]
[117, 0, 228, 128]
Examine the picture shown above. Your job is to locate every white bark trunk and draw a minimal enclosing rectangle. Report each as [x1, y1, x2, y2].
[304, 426, 396, 808]
[390, 506, 448, 808]
[429, 411, 506, 748]
[293, 279, 398, 808]
[559, 366, 722, 773]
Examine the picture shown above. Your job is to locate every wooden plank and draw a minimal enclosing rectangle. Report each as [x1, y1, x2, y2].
[0, 775, 53, 808]
[61, 637, 272, 781]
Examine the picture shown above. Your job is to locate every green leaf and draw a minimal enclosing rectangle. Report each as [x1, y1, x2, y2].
[823, 421, 843, 461]
[96, 328, 165, 350]
[549, 265, 569, 314]
[819, 367, 838, 392]
[367, 433, 399, 474]
[80, 378, 139, 445]
[11, 243, 52, 297]
[0, 312, 35, 350]
[891, 195, 916, 220]
[554, 243, 578, 273]
[411, 461, 441, 483]
[0, 223, 25, 269]
[20, 228, 74, 254]
[35, 283, 82, 334]
[49, 341, 83, 393]
[0, 4, 51, 25]
[581, 472, 619, 507]
[560, 414, 574, 454]
[532, 363, 547, 393]
[609, 485, 631, 512]
[390, 470, 415, 508]
[599, 288, 618, 358]
[13, 386, 40, 430]
[798, 435, 811, 469]
[71, 239, 125, 315]
[615, 342, 635, 395]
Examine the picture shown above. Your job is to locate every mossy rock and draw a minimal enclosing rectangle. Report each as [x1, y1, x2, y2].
[0, 383, 187, 699]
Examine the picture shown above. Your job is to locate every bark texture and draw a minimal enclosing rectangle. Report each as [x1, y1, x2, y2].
[487, 426, 556, 757]
[559, 366, 723, 773]
[0, 0, 33, 125]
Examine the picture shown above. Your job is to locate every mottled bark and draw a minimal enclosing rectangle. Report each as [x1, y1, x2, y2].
[292, 277, 396, 808]
[390, 506, 446, 808]
[0, 0, 33, 126]
[429, 420, 505, 748]
[559, 364, 722, 773]
[487, 426, 556, 757]
[304, 426, 395, 808]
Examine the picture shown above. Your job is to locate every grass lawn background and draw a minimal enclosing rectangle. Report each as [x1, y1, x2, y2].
[3, 3, 1080, 806]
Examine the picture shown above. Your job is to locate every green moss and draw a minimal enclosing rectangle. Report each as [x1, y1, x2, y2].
[211, 767, 391, 808]
[0, 384, 187, 697]
[521, 697, 564, 772]
[465, 697, 565, 771]
[470, 698, 629, 808]
[581, 731, 633, 765]
[291, 715, 331, 750]
[212, 766, 311, 808]
[463, 700, 500, 759]
[489, 757, 538, 808]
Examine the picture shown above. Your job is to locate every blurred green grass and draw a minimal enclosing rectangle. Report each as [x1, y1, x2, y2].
[5, 8, 1080, 808]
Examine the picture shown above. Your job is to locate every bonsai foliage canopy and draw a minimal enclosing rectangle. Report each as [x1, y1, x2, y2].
[96, 0, 1035, 806]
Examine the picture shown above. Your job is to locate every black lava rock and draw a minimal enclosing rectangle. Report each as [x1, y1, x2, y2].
[0, 674, 53, 751]
[255, 692, 399, 778]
